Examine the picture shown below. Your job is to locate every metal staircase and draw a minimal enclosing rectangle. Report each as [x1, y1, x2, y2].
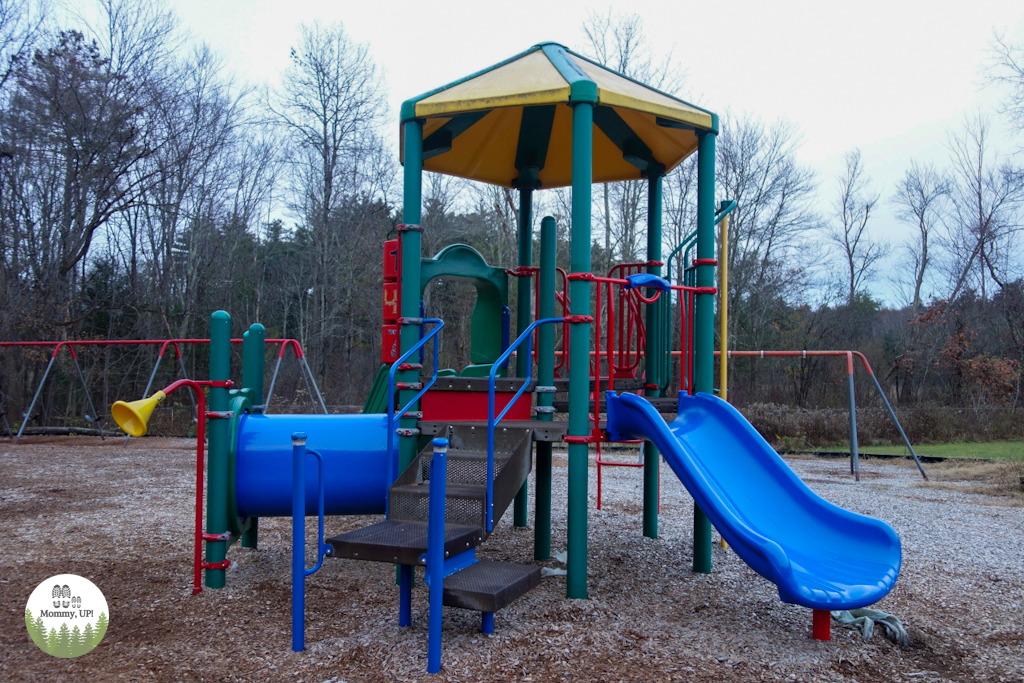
[327, 423, 540, 614]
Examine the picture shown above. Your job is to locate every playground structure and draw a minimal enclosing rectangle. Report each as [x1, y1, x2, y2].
[105, 43, 914, 672]
[0, 337, 324, 443]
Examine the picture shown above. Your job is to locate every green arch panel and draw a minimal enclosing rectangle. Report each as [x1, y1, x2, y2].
[420, 244, 508, 373]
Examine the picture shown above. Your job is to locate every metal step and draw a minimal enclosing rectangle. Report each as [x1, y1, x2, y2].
[389, 482, 487, 528]
[442, 560, 541, 613]
[418, 450, 512, 485]
[327, 520, 483, 565]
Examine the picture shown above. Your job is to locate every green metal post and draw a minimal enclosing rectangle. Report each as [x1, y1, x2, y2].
[567, 100, 593, 600]
[643, 173, 663, 540]
[513, 186, 534, 528]
[240, 323, 265, 549]
[534, 216, 556, 560]
[399, 119, 424, 474]
[241, 324, 266, 404]
[206, 310, 231, 588]
[693, 125, 718, 574]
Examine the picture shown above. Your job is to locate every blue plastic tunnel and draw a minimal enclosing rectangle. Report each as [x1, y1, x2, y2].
[235, 413, 390, 518]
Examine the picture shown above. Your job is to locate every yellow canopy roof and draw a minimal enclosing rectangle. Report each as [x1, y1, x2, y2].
[400, 43, 717, 189]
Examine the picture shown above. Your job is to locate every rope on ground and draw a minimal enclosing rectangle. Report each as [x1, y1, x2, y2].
[831, 608, 911, 646]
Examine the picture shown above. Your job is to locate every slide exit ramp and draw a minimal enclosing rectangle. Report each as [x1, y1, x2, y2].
[605, 391, 900, 611]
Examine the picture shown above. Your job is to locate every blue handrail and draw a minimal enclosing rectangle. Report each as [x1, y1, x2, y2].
[386, 318, 444, 512]
[486, 317, 564, 531]
[291, 435, 330, 652]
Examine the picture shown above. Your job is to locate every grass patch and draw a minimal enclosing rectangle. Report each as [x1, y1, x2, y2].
[916, 459, 1024, 506]
[856, 441, 1024, 462]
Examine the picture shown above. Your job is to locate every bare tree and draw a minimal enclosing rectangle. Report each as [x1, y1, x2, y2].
[717, 114, 818, 350]
[986, 32, 1024, 133]
[943, 114, 1024, 300]
[0, 0, 47, 98]
[269, 21, 390, 380]
[827, 149, 886, 304]
[579, 10, 685, 270]
[891, 161, 949, 312]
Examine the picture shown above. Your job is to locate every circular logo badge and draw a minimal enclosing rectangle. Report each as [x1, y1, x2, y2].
[24, 574, 109, 658]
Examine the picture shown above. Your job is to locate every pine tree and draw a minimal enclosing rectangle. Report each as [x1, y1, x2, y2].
[82, 622, 95, 652]
[94, 612, 108, 647]
[56, 623, 72, 658]
[34, 613, 46, 646]
[47, 628, 58, 656]
[25, 609, 41, 648]
[70, 625, 84, 657]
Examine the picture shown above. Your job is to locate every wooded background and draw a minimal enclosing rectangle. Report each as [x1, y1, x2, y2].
[1, 2, 1022, 444]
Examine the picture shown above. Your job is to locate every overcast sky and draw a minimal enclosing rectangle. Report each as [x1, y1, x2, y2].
[155, 0, 1024, 304]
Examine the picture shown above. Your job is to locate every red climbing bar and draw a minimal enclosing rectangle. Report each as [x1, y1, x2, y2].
[147, 378, 234, 595]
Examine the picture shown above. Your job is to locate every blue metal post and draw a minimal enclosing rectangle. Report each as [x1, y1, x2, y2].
[399, 566, 412, 627]
[427, 437, 448, 674]
[291, 432, 307, 652]
[481, 612, 494, 634]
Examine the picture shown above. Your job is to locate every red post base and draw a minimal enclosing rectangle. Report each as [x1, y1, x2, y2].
[812, 609, 831, 641]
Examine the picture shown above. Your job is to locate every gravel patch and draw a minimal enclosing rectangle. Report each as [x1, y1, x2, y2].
[0, 436, 1021, 682]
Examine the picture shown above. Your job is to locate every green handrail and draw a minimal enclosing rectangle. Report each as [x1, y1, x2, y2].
[659, 200, 736, 392]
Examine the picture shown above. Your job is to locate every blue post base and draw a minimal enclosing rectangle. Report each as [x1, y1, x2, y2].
[481, 612, 494, 634]
[399, 565, 412, 627]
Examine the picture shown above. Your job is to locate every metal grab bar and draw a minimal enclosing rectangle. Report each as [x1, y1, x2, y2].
[486, 317, 564, 531]
[386, 318, 444, 508]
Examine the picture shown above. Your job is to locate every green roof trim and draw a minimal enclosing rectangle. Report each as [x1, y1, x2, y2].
[567, 48, 717, 127]
[400, 45, 543, 122]
[540, 43, 597, 104]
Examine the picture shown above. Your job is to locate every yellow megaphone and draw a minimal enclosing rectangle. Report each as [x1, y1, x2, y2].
[111, 391, 166, 437]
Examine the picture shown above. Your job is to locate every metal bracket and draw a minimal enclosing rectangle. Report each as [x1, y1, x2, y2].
[398, 362, 423, 371]
[201, 560, 231, 570]
[506, 266, 539, 277]
[419, 547, 478, 582]
[398, 317, 424, 325]
[396, 382, 423, 391]
[566, 272, 596, 281]
[205, 411, 234, 419]
[396, 428, 421, 437]
[534, 385, 556, 393]
[534, 406, 556, 414]
[564, 315, 595, 324]
[202, 531, 232, 542]
[396, 223, 423, 232]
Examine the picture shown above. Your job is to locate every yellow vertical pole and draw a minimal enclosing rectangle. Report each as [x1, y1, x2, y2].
[719, 212, 729, 550]
[720, 212, 728, 403]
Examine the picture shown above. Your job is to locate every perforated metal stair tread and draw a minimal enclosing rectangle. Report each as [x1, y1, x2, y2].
[442, 560, 541, 613]
[391, 483, 486, 499]
[327, 520, 483, 565]
[444, 450, 512, 460]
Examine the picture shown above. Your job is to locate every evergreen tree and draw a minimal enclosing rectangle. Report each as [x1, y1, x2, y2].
[47, 628, 58, 656]
[25, 609, 41, 648]
[34, 613, 46, 646]
[70, 625, 85, 657]
[82, 622, 95, 651]
[56, 623, 72, 658]
[95, 612, 108, 645]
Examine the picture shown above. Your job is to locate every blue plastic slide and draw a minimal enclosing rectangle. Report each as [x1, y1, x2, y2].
[605, 391, 901, 610]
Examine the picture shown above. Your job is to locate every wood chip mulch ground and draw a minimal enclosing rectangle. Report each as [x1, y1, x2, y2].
[1, 436, 1021, 682]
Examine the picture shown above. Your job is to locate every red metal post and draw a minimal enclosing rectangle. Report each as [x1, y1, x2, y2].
[812, 609, 831, 641]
